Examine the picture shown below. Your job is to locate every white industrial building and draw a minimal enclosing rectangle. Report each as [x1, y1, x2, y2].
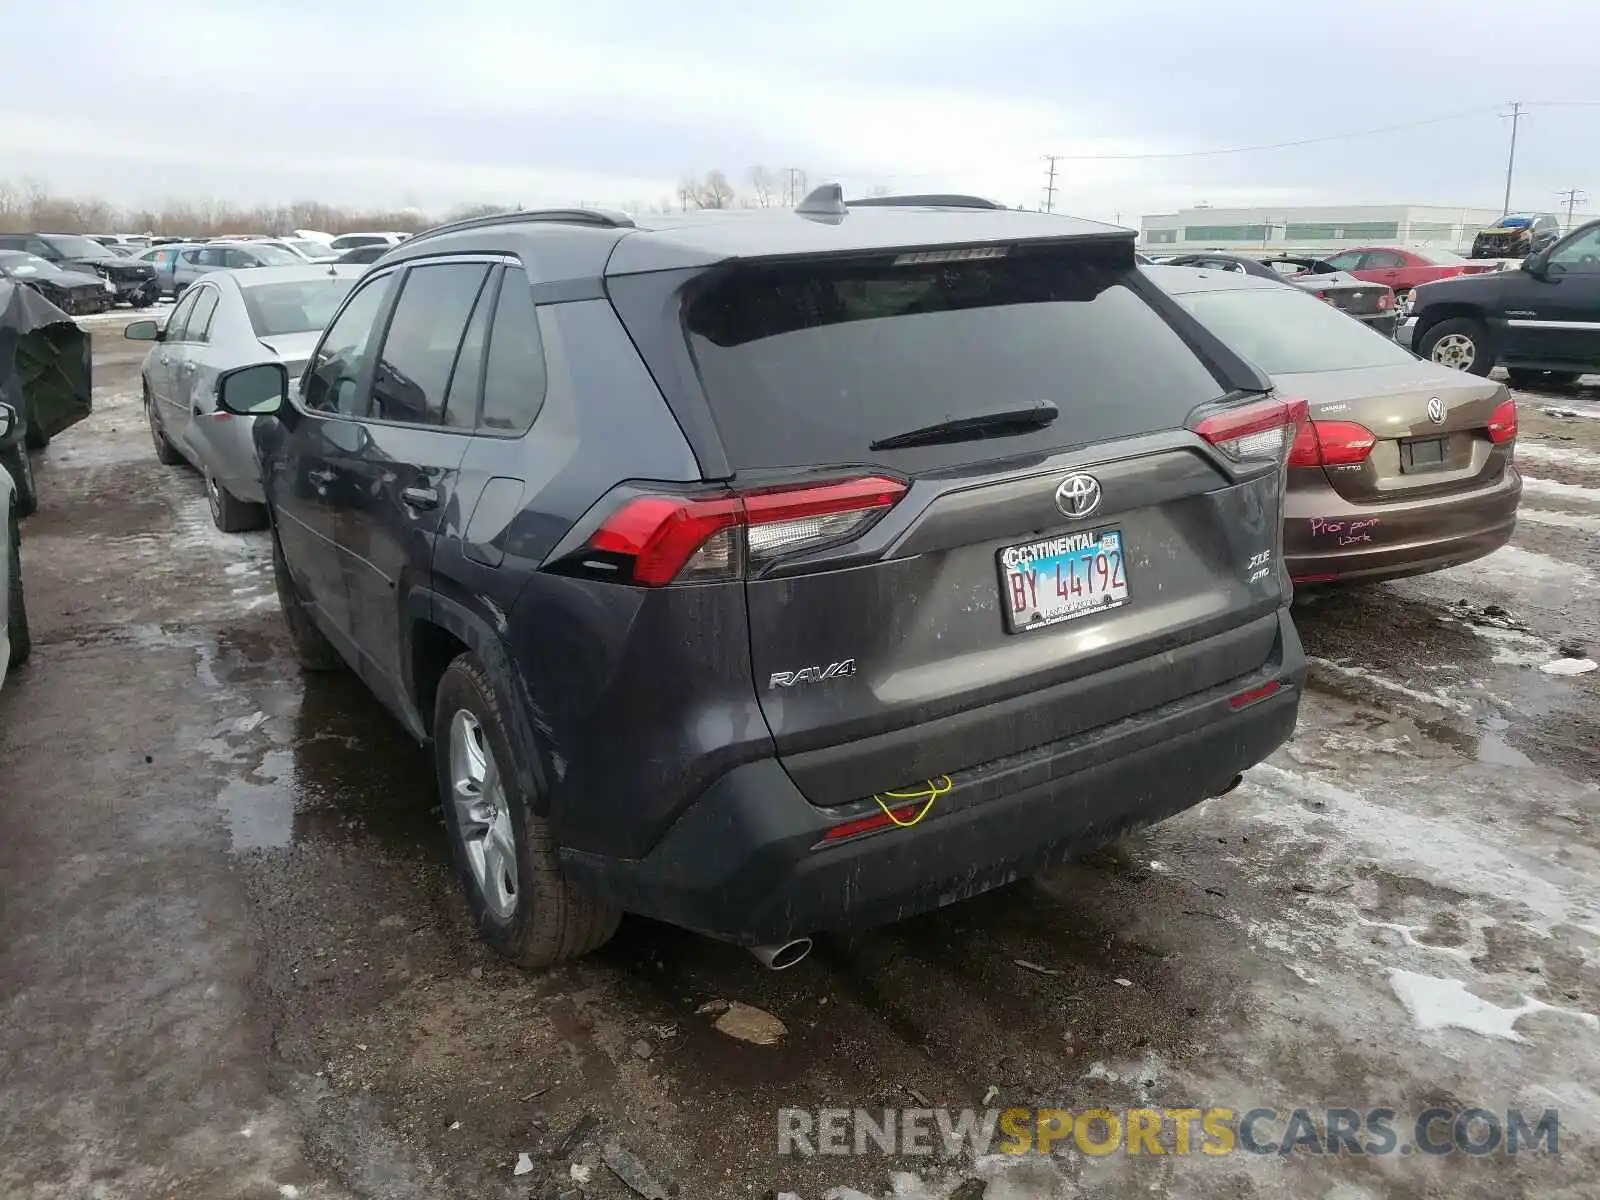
[1139, 204, 1522, 255]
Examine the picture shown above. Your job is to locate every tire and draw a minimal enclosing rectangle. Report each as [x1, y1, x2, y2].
[434, 653, 619, 968]
[1, 445, 37, 519]
[205, 469, 268, 533]
[24, 419, 49, 451]
[145, 387, 184, 466]
[1506, 368, 1581, 390]
[6, 510, 29, 671]
[1417, 317, 1493, 375]
[271, 527, 345, 672]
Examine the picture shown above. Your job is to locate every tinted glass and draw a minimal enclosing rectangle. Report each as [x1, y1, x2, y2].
[479, 269, 547, 433]
[44, 235, 114, 260]
[1360, 252, 1405, 269]
[246, 245, 300, 267]
[303, 273, 397, 414]
[185, 288, 220, 342]
[1175, 286, 1414, 374]
[684, 248, 1225, 472]
[442, 271, 495, 429]
[242, 278, 359, 337]
[1322, 252, 1362, 270]
[368, 262, 489, 425]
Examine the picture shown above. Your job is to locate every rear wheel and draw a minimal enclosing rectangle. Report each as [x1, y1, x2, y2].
[1506, 368, 1581, 390]
[434, 654, 619, 968]
[145, 386, 183, 465]
[6, 509, 28, 670]
[1, 444, 37, 518]
[205, 469, 268, 533]
[1418, 317, 1493, 375]
[271, 527, 345, 672]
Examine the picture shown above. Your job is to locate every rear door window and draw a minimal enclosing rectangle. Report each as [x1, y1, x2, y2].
[681, 247, 1226, 473]
[185, 288, 220, 343]
[478, 268, 547, 434]
[367, 261, 490, 426]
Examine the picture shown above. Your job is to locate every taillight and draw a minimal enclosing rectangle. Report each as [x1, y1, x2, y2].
[1377, 291, 1395, 310]
[1487, 398, 1518, 444]
[1288, 420, 1377, 468]
[1192, 396, 1307, 462]
[583, 476, 906, 586]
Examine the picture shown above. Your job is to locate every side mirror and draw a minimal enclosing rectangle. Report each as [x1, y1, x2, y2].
[0, 403, 15, 443]
[124, 319, 162, 342]
[1522, 252, 1547, 278]
[217, 362, 289, 417]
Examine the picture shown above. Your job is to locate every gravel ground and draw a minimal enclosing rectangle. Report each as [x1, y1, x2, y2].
[1, 311, 1597, 1199]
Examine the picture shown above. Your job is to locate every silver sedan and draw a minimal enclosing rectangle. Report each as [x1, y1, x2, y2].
[125, 265, 363, 531]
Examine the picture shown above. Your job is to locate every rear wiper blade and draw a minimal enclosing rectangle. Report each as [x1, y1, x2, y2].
[869, 400, 1059, 451]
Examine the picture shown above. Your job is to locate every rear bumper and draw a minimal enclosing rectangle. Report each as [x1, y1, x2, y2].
[560, 609, 1305, 943]
[1284, 464, 1521, 584]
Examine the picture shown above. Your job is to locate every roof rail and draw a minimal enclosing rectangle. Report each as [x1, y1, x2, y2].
[846, 194, 1005, 210]
[406, 207, 636, 244]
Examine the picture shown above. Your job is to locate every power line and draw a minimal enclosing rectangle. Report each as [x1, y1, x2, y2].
[1042, 106, 1498, 162]
[1557, 186, 1589, 232]
[1502, 101, 1525, 217]
[1042, 155, 1060, 213]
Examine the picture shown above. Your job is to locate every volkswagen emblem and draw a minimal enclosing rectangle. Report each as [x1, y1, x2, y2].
[1055, 473, 1102, 520]
[1427, 396, 1446, 424]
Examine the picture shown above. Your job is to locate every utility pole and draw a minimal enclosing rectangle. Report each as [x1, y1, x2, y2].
[1501, 101, 1524, 217]
[1042, 155, 1061, 214]
[783, 168, 805, 207]
[1556, 187, 1589, 233]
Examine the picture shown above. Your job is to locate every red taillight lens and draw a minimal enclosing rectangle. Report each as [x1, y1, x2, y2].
[585, 476, 907, 587]
[1287, 420, 1377, 468]
[1377, 290, 1395, 310]
[819, 802, 924, 844]
[1487, 398, 1518, 444]
[1229, 679, 1283, 710]
[1192, 396, 1308, 462]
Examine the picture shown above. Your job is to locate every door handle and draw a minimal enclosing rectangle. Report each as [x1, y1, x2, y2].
[402, 486, 439, 510]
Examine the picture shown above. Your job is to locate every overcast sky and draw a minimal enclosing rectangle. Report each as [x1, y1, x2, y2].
[6, 0, 1598, 223]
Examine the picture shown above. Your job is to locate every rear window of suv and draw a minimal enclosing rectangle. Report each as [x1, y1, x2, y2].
[681, 246, 1226, 472]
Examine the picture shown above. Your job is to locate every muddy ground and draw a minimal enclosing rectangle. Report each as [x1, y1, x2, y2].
[2, 307, 1598, 1200]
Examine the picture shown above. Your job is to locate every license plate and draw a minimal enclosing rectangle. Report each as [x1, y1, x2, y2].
[999, 529, 1130, 633]
[1401, 436, 1448, 472]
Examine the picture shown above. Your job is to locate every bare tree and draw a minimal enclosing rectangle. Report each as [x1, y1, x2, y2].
[748, 166, 779, 209]
[694, 171, 736, 210]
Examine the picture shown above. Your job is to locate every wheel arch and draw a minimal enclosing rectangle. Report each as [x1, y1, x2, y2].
[405, 591, 553, 816]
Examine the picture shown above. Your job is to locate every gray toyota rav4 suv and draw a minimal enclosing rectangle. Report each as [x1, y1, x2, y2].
[217, 189, 1307, 969]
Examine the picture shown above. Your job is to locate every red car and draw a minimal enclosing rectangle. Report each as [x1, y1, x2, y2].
[1319, 246, 1499, 297]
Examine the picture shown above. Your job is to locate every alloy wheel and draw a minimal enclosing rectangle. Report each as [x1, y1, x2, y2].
[448, 709, 518, 920]
[1431, 332, 1477, 371]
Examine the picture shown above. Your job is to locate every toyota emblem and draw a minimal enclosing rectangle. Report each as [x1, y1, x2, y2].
[1427, 396, 1446, 424]
[1055, 473, 1102, 519]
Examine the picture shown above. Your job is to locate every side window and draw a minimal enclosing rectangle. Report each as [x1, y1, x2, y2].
[479, 269, 548, 434]
[1323, 252, 1362, 271]
[196, 247, 224, 267]
[302, 273, 399, 415]
[186, 288, 220, 343]
[1549, 227, 1600, 275]
[165, 290, 201, 342]
[1361, 251, 1404, 269]
[27, 237, 56, 259]
[368, 262, 489, 426]
[224, 248, 257, 269]
[441, 268, 497, 430]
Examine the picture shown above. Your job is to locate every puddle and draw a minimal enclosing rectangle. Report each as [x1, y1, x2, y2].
[1477, 730, 1533, 767]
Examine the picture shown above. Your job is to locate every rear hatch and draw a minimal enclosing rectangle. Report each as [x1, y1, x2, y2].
[608, 239, 1297, 808]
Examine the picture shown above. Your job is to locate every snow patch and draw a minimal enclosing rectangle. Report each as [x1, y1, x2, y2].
[1516, 507, 1600, 533]
[1309, 657, 1472, 716]
[1513, 442, 1600, 470]
[1519, 474, 1600, 505]
[1541, 657, 1598, 676]
[1388, 969, 1598, 1042]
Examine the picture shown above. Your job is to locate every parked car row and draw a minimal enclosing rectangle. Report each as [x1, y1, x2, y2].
[0, 233, 160, 307]
[1159, 252, 1398, 334]
[1399, 217, 1600, 387]
[103, 190, 1520, 972]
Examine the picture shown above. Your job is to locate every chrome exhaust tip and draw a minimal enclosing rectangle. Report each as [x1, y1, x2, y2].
[748, 938, 813, 970]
